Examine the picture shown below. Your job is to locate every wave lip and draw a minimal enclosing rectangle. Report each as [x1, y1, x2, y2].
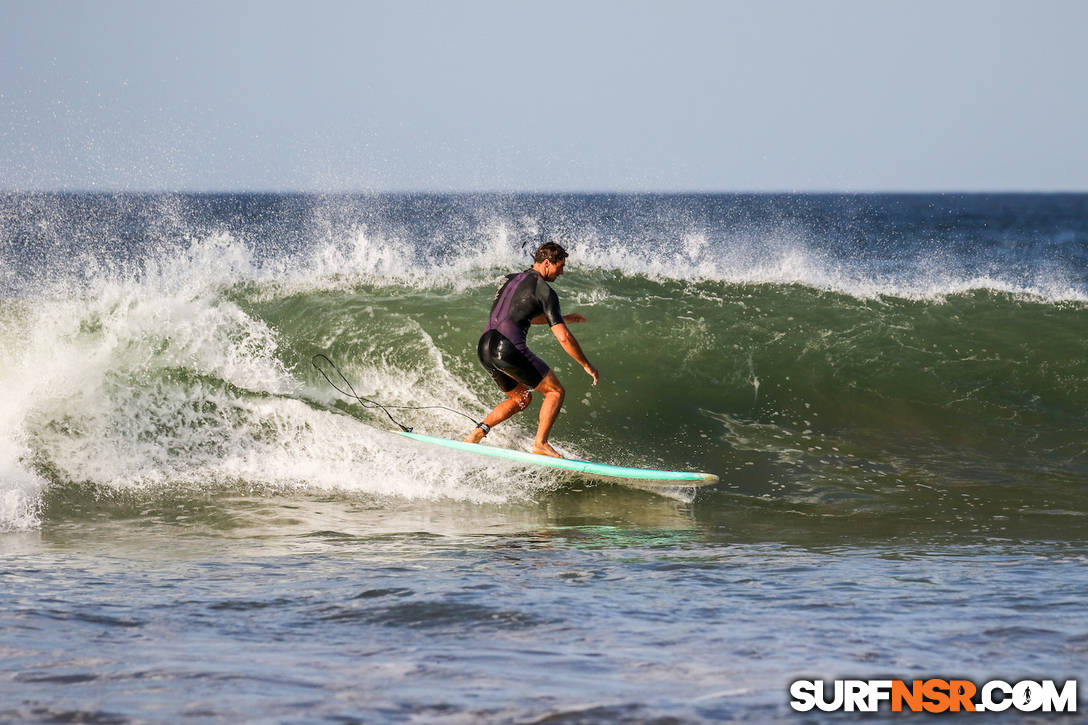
[4, 193, 1087, 305]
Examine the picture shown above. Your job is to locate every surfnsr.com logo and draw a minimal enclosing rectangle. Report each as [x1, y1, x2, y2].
[789, 679, 1078, 713]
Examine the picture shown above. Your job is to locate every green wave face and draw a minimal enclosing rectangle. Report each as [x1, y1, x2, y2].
[225, 273, 1087, 536]
[6, 268, 1085, 538]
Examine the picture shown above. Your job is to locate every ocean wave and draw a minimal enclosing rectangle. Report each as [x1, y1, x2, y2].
[3, 194, 1086, 531]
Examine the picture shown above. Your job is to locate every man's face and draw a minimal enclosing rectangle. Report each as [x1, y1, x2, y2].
[542, 258, 566, 281]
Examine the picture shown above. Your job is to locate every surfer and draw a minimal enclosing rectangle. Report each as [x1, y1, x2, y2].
[465, 242, 599, 457]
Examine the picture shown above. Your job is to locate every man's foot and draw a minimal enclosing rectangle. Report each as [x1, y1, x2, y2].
[531, 442, 562, 458]
[464, 427, 486, 444]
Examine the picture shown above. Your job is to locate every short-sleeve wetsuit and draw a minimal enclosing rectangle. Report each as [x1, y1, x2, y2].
[477, 269, 564, 391]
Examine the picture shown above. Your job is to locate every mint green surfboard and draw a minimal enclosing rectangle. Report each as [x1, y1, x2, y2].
[398, 431, 719, 487]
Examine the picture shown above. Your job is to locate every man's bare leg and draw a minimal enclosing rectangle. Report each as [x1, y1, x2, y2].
[464, 384, 533, 443]
[531, 371, 565, 457]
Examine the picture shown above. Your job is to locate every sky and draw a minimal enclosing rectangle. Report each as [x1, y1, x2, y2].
[2, 0, 1087, 192]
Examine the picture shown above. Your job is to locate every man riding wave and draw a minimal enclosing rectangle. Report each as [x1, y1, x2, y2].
[464, 242, 599, 457]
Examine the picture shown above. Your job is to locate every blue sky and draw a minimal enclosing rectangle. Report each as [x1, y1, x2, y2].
[2, 0, 1086, 191]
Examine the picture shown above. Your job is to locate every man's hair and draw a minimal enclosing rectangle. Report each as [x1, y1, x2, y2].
[534, 242, 568, 264]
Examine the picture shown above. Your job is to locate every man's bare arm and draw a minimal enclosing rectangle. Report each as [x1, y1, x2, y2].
[551, 323, 599, 385]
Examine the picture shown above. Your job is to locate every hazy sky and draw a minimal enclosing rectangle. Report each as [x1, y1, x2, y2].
[2, 0, 1086, 192]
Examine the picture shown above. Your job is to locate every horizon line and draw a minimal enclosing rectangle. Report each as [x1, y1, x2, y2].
[3, 188, 1087, 196]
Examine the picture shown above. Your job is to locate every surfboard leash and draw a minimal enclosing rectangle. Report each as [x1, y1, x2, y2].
[311, 354, 486, 434]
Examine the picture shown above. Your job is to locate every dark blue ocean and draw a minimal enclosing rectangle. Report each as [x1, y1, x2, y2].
[1, 193, 1086, 722]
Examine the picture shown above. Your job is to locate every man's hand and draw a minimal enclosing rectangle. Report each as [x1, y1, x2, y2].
[584, 363, 600, 386]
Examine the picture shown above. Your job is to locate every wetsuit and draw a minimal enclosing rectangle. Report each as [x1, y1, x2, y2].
[477, 269, 564, 391]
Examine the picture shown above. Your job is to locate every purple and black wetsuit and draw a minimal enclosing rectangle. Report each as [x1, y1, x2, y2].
[477, 269, 564, 391]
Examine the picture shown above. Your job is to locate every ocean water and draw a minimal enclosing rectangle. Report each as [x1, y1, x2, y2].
[1, 193, 1086, 722]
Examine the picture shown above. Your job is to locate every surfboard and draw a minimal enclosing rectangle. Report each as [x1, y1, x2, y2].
[398, 431, 719, 487]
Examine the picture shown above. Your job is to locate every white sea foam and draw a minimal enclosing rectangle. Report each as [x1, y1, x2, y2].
[0, 237, 562, 530]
